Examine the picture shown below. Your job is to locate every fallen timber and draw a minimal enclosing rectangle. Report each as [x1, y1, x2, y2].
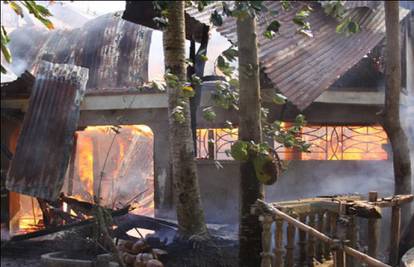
[8, 194, 178, 244]
[254, 193, 414, 267]
[272, 194, 382, 219]
[9, 205, 130, 242]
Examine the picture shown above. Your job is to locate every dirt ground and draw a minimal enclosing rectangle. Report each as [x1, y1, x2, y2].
[1, 233, 238, 267]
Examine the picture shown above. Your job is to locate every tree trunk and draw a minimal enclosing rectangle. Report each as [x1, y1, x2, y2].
[383, 1, 412, 223]
[237, 14, 264, 267]
[163, 1, 208, 239]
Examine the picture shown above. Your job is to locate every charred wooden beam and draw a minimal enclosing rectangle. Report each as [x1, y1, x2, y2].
[374, 195, 413, 208]
[389, 206, 401, 266]
[9, 205, 129, 242]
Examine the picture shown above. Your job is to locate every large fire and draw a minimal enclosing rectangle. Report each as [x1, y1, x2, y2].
[197, 125, 389, 161]
[9, 125, 155, 235]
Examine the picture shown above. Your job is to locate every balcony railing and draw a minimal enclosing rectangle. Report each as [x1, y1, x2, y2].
[252, 193, 413, 267]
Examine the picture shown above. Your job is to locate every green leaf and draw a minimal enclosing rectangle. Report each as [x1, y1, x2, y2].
[171, 105, 185, 124]
[229, 78, 239, 88]
[281, 0, 291, 11]
[202, 106, 216, 121]
[336, 18, 360, 35]
[272, 93, 287, 105]
[9, 2, 23, 17]
[191, 74, 202, 87]
[154, 17, 168, 28]
[1, 64, 7, 74]
[200, 55, 208, 62]
[222, 48, 238, 62]
[298, 28, 313, 38]
[151, 80, 166, 91]
[264, 20, 280, 39]
[230, 141, 249, 161]
[295, 114, 306, 125]
[181, 84, 195, 98]
[347, 21, 360, 34]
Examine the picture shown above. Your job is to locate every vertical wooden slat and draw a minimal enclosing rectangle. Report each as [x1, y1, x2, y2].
[307, 213, 316, 267]
[274, 217, 284, 267]
[330, 212, 345, 267]
[285, 216, 296, 267]
[335, 249, 345, 267]
[261, 215, 274, 267]
[389, 206, 401, 266]
[368, 191, 380, 259]
[323, 212, 332, 261]
[346, 215, 357, 267]
[298, 214, 308, 265]
[315, 212, 325, 263]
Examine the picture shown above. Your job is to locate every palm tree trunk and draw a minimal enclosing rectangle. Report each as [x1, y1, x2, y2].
[163, 1, 208, 239]
[237, 13, 264, 267]
[383, 1, 412, 223]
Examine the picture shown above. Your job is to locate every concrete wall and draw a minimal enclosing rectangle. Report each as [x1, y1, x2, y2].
[195, 159, 397, 224]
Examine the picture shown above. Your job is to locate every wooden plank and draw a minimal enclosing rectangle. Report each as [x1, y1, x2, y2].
[6, 62, 89, 201]
[274, 217, 284, 267]
[285, 217, 296, 267]
[260, 215, 273, 267]
[368, 192, 380, 259]
[374, 195, 414, 208]
[389, 206, 401, 266]
[308, 214, 316, 266]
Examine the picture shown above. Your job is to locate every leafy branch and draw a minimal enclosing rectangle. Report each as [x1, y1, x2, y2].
[1, 1, 54, 73]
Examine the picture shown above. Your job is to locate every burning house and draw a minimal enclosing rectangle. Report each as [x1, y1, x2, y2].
[1, 1, 414, 266]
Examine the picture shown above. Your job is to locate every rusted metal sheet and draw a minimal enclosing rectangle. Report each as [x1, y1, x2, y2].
[8, 13, 151, 91]
[187, 2, 409, 110]
[6, 62, 89, 200]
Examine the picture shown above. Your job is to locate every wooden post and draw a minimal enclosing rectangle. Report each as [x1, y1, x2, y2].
[307, 213, 316, 267]
[324, 212, 332, 261]
[285, 216, 296, 267]
[330, 212, 344, 267]
[368, 191, 380, 259]
[335, 249, 345, 267]
[260, 215, 274, 267]
[389, 206, 401, 266]
[298, 214, 308, 265]
[274, 216, 284, 267]
[315, 212, 325, 263]
[346, 215, 357, 267]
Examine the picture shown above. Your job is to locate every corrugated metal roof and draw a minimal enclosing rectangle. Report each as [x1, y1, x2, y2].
[187, 2, 409, 110]
[8, 13, 151, 91]
[6, 62, 89, 200]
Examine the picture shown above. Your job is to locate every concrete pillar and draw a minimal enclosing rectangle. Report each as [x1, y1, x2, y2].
[151, 122, 173, 215]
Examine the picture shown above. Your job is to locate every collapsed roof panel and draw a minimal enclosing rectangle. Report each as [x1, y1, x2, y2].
[6, 62, 89, 201]
[186, 1, 409, 110]
[8, 13, 151, 91]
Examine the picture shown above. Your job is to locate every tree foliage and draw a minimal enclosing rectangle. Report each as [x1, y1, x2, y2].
[1, 0, 54, 73]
